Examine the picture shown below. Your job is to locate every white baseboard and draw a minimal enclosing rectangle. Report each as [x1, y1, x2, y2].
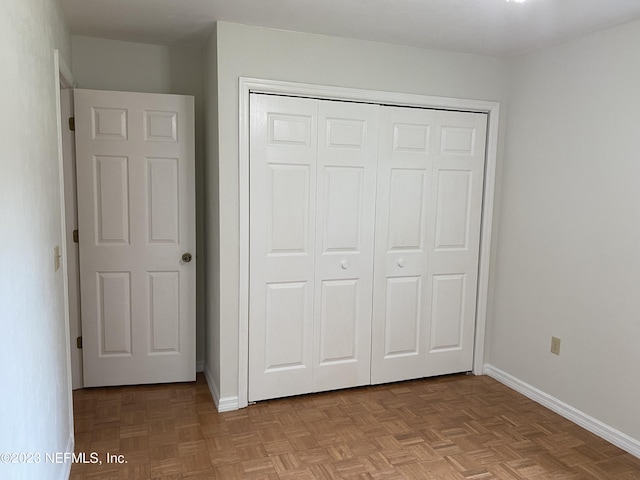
[484, 364, 640, 459]
[60, 433, 74, 480]
[203, 363, 219, 407]
[203, 363, 239, 413]
[217, 396, 239, 412]
[196, 360, 204, 373]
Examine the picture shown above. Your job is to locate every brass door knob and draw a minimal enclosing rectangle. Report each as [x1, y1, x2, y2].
[182, 253, 192, 263]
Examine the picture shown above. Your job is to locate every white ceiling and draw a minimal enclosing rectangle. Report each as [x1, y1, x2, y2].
[60, 0, 640, 57]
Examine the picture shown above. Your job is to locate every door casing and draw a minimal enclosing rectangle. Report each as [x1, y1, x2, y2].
[237, 77, 501, 410]
[53, 49, 76, 459]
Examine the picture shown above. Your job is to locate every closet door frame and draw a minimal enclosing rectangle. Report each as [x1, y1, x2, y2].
[238, 77, 500, 409]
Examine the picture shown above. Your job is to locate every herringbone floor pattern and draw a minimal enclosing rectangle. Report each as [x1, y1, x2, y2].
[69, 373, 640, 479]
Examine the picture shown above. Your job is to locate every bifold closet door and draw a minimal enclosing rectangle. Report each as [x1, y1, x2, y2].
[249, 95, 318, 401]
[248, 94, 379, 402]
[312, 100, 379, 392]
[371, 107, 487, 384]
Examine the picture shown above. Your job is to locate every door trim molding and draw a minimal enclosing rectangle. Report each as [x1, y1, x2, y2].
[238, 77, 500, 409]
[54, 49, 76, 451]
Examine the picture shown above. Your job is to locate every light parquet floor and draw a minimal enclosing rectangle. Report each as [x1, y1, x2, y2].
[69, 373, 640, 479]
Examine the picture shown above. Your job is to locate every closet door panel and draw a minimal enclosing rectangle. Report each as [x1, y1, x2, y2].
[372, 107, 487, 383]
[383, 276, 422, 358]
[249, 94, 488, 401]
[371, 106, 435, 384]
[318, 279, 359, 363]
[313, 100, 379, 392]
[249, 95, 318, 402]
[424, 110, 487, 376]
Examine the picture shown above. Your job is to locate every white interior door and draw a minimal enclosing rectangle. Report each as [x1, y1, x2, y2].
[75, 89, 196, 387]
[312, 100, 379, 392]
[371, 107, 487, 383]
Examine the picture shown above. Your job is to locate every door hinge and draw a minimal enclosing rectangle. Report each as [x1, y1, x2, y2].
[68, 117, 75, 131]
[72, 229, 79, 243]
[76, 336, 82, 349]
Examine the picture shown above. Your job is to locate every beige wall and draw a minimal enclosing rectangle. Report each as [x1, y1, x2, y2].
[490, 18, 640, 442]
[0, 0, 73, 478]
[71, 36, 206, 367]
[208, 21, 510, 400]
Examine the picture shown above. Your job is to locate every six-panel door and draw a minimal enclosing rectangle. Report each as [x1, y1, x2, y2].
[371, 107, 487, 384]
[249, 95, 380, 401]
[248, 93, 488, 401]
[75, 89, 196, 387]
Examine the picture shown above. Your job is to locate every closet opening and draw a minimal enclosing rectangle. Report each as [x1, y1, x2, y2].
[237, 78, 500, 409]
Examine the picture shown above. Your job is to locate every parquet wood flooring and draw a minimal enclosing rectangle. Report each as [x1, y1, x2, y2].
[69, 373, 640, 479]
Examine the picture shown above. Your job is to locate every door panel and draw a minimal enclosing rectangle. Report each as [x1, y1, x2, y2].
[372, 107, 487, 383]
[75, 89, 195, 387]
[98, 272, 132, 355]
[387, 169, 427, 250]
[322, 166, 364, 251]
[384, 276, 422, 358]
[318, 279, 359, 364]
[267, 164, 311, 254]
[265, 282, 309, 370]
[423, 110, 487, 377]
[249, 95, 318, 401]
[434, 170, 472, 250]
[372, 106, 435, 384]
[94, 155, 129, 244]
[312, 100, 378, 392]
[144, 110, 178, 142]
[392, 123, 430, 153]
[249, 94, 487, 400]
[149, 271, 180, 353]
[92, 107, 127, 140]
[430, 273, 466, 351]
[249, 96, 379, 399]
[440, 125, 476, 155]
[148, 157, 179, 243]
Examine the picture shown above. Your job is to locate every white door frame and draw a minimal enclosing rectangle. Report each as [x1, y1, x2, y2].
[56, 62, 83, 392]
[53, 49, 76, 450]
[237, 77, 500, 409]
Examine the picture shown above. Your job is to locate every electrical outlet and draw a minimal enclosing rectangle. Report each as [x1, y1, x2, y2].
[54, 245, 61, 272]
[550, 336, 561, 355]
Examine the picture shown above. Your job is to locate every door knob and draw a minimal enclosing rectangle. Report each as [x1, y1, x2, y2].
[397, 258, 406, 268]
[182, 253, 192, 263]
[341, 260, 350, 269]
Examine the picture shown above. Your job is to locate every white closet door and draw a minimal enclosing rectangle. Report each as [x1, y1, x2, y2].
[249, 95, 319, 402]
[312, 100, 379, 392]
[426, 110, 487, 375]
[371, 107, 487, 383]
[371, 106, 436, 383]
[249, 94, 488, 400]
